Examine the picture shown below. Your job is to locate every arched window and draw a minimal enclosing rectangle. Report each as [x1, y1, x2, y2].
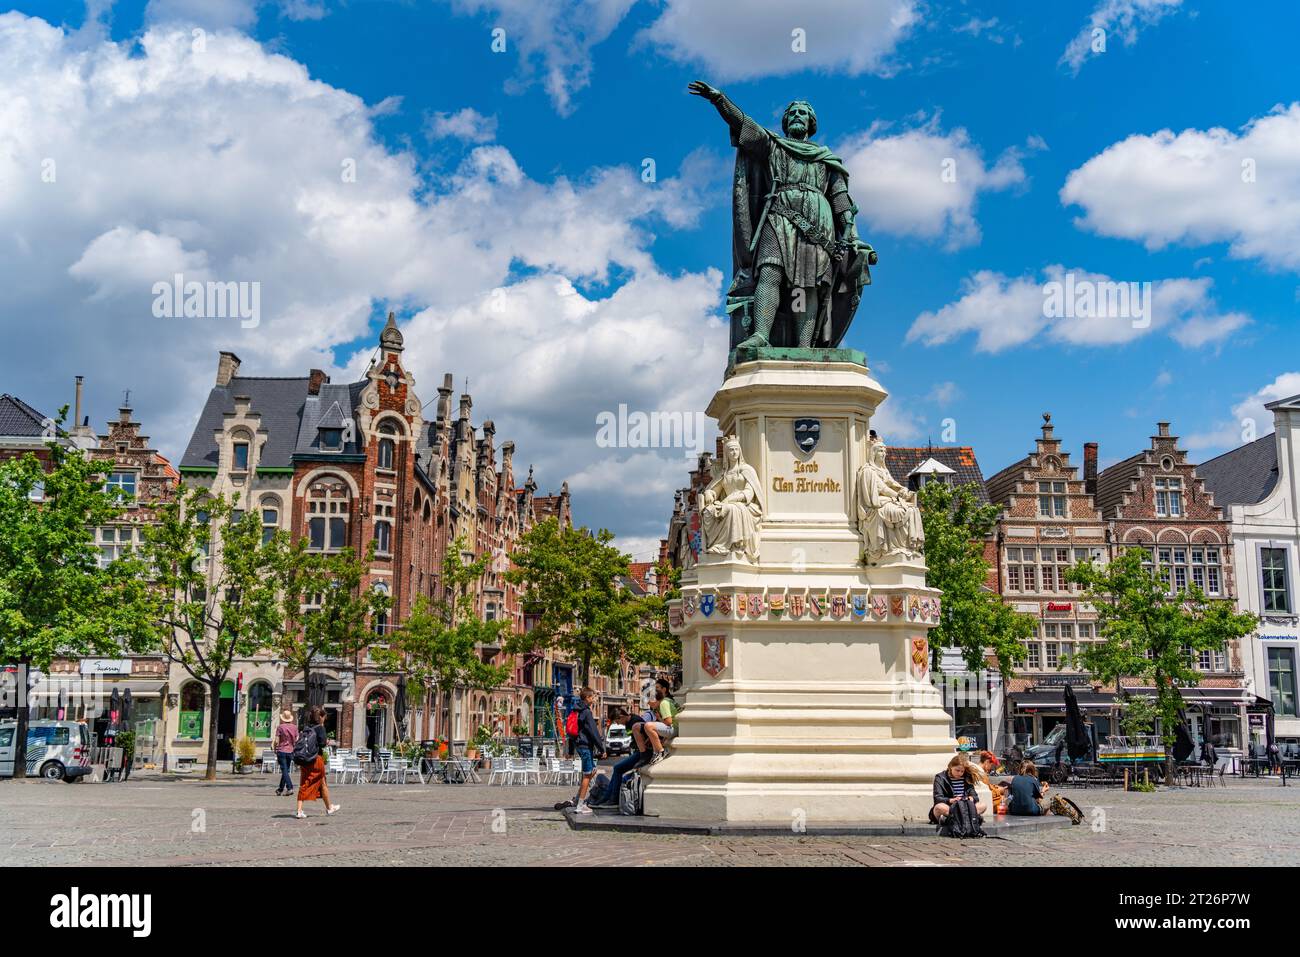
[306, 478, 350, 551]
[260, 495, 281, 544]
[179, 682, 205, 739]
[247, 682, 273, 738]
[377, 421, 397, 470]
[374, 519, 392, 554]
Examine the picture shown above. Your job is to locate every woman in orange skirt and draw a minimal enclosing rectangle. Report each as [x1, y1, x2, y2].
[296, 706, 340, 819]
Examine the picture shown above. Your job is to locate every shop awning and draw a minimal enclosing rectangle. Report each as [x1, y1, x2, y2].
[28, 679, 166, 699]
[1010, 689, 1116, 709]
[1128, 687, 1251, 706]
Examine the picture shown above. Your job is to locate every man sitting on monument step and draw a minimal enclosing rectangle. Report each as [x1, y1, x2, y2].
[631, 679, 679, 765]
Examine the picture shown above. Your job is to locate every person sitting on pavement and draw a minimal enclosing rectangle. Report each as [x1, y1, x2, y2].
[978, 749, 1008, 812]
[593, 707, 648, 806]
[929, 754, 987, 826]
[1004, 760, 1047, 815]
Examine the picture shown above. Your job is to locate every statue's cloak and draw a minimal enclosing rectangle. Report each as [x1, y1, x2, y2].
[725, 132, 872, 351]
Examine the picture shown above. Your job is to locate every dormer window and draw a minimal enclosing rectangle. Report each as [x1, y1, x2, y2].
[232, 441, 250, 471]
[319, 428, 343, 451]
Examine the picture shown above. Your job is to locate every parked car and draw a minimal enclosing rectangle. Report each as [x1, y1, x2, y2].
[0, 719, 92, 781]
[605, 723, 631, 755]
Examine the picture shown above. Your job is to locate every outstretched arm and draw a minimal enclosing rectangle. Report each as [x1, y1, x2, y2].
[688, 80, 747, 138]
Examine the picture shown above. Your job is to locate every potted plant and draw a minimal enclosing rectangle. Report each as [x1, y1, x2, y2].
[511, 722, 529, 736]
[234, 735, 257, 774]
[116, 729, 137, 781]
[466, 723, 493, 761]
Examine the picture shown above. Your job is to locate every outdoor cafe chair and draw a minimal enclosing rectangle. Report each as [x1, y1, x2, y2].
[259, 750, 277, 773]
[487, 758, 510, 786]
[341, 755, 367, 784]
[327, 753, 346, 782]
[550, 758, 580, 787]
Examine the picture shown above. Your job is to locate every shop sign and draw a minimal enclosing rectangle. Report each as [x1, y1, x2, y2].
[1034, 675, 1092, 687]
[80, 659, 131, 675]
[1249, 714, 1265, 728]
[1045, 602, 1072, 613]
[1042, 527, 1068, 538]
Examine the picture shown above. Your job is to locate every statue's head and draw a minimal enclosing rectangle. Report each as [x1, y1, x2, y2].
[870, 437, 887, 465]
[724, 434, 743, 465]
[782, 100, 817, 140]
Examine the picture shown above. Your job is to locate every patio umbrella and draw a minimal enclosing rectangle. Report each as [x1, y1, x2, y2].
[121, 688, 132, 726]
[107, 687, 121, 732]
[394, 675, 408, 740]
[303, 673, 327, 727]
[1063, 684, 1091, 761]
[1172, 715, 1195, 763]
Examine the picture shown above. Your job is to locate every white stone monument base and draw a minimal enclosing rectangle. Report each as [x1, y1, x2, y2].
[646, 358, 955, 824]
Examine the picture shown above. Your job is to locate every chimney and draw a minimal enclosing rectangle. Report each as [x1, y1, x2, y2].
[458, 393, 472, 422]
[216, 351, 242, 387]
[1084, 442, 1098, 496]
[1157, 421, 1171, 438]
[74, 376, 84, 426]
[437, 373, 454, 424]
[308, 369, 328, 395]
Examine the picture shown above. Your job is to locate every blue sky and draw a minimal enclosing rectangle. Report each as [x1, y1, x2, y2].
[4, 0, 1299, 560]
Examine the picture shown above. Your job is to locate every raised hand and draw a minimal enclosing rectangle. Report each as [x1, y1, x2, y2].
[688, 79, 721, 102]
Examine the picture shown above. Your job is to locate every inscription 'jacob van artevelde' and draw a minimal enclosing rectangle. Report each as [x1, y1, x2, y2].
[772, 474, 841, 493]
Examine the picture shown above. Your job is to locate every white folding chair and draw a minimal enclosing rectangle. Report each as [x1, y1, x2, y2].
[260, 750, 277, 773]
[327, 753, 346, 782]
[488, 757, 510, 785]
[342, 755, 367, 784]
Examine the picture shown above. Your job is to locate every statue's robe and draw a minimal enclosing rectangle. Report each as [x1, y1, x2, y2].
[723, 109, 872, 350]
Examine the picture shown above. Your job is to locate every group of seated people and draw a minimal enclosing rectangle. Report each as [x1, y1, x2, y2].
[583, 678, 680, 809]
[930, 750, 1076, 826]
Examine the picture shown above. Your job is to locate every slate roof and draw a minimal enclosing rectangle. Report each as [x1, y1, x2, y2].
[293, 381, 364, 456]
[180, 377, 310, 469]
[0, 394, 57, 438]
[1195, 434, 1279, 507]
[1094, 451, 1146, 514]
[885, 446, 989, 503]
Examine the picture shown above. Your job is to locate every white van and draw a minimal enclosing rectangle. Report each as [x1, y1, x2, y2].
[0, 719, 92, 781]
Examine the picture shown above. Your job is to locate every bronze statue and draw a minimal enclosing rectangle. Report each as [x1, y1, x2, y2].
[689, 80, 877, 354]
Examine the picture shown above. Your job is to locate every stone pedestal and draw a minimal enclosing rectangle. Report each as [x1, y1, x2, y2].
[643, 358, 955, 824]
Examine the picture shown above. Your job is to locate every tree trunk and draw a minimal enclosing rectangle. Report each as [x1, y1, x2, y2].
[204, 679, 221, 781]
[445, 685, 456, 759]
[12, 658, 31, 780]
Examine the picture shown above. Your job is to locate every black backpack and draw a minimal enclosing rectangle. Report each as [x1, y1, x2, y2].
[292, 726, 320, 767]
[619, 771, 645, 816]
[941, 799, 985, 838]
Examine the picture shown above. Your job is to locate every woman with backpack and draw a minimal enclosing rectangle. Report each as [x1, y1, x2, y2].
[929, 754, 987, 826]
[295, 706, 340, 819]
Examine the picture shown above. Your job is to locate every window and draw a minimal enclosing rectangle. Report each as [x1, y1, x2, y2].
[1262, 548, 1291, 613]
[319, 428, 343, 451]
[1189, 548, 1221, 595]
[105, 471, 137, 501]
[1155, 477, 1183, 517]
[28, 480, 44, 502]
[247, 682, 272, 738]
[1038, 481, 1067, 518]
[377, 421, 398, 470]
[232, 441, 249, 471]
[1077, 622, 1094, 641]
[179, 683, 205, 739]
[374, 520, 392, 554]
[1045, 642, 1059, 669]
[261, 506, 278, 544]
[306, 479, 350, 551]
[98, 526, 135, 567]
[1268, 647, 1297, 717]
[373, 609, 390, 637]
[1006, 547, 1035, 591]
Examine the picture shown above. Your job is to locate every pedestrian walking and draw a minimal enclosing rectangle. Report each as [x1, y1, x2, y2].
[274, 708, 298, 796]
[295, 706, 340, 819]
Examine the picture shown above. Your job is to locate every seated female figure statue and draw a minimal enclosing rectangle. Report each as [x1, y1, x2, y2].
[855, 436, 925, 562]
[698, 435, 764, 562]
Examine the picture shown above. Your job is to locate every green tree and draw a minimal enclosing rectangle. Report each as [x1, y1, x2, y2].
[917, 480, 1036, 676]
[0, 421, 157, 779]
[139, 486, 282, 780]
[1064, 546, 1257, 783]
[375, 538, 510, 757]
[270, 539, 389, 722]
[506, 518, 662, 686]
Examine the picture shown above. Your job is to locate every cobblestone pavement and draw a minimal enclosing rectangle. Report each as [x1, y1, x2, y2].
[2, 774, 1298, 866]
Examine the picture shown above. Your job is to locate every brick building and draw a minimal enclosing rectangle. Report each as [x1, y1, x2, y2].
[175, 315, 581, 759]
[986, 414, 1108, 746]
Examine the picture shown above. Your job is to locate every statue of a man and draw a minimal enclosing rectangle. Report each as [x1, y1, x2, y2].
[698, 435, 764, 562]
[689, 80, 877, 353]
[855, 436, 924, 562]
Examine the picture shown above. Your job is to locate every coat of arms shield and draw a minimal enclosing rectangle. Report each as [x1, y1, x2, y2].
[701, 635, 726, 678]
[793, 417, 821, 455]
[700, 593, 715, 617]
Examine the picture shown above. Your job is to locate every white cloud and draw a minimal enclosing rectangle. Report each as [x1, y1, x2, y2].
[0, 13, 720, 544]
[1061, 103, 1300, 271]
[907, 267, 1248, 353]
[1185, 372, 1300, 451]
[1060, 0, 1184, 73]
[639, 0, 918, 81]
[144, 0, 329, 27]
[928, 381, 960, 405]
[441, 0, 636, 115]
[427, 107, 498, 143]
[839, 117, 1034, 249]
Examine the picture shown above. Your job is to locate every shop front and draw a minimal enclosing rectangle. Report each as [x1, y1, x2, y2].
[1008, 679, 1116, 748]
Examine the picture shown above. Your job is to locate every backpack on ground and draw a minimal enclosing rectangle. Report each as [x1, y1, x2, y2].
[619, 771, 645, 816]
[1049, 793, 1084, 825]
[565, 709, 580, 740]
[291, 727, 320, 767]
[588, 772, 611, 806]
[940, 799, 985, 838]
